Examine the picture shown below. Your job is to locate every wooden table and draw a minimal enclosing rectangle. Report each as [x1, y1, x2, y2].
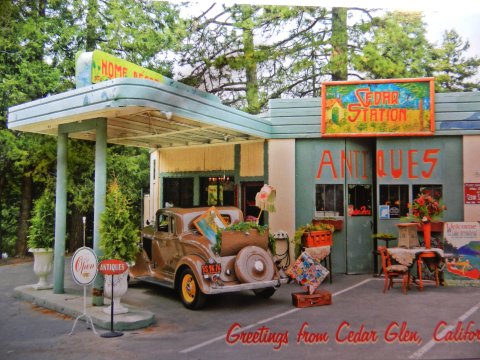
[388, 247, 444, 290]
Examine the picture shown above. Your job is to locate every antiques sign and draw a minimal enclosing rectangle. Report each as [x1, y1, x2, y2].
[464, 183, 480, 204]
[321, 78, 435, 137]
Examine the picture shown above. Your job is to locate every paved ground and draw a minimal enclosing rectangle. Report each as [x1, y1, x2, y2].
[1, 259, 479, 360]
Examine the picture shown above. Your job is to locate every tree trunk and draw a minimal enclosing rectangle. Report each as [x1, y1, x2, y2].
[242, 6, 260, 115]
[15, 174, 33, 256]
[331, 7, 348, 81]
[69, 205, 85, 253]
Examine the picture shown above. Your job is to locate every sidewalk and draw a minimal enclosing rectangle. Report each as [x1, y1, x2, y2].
[14, 284, 155, 331]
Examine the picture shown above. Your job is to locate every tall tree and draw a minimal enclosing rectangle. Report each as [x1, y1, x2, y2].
[432, 30, 480, 92]
[351, 11, 434, 79]
[178, 4, 379, 113]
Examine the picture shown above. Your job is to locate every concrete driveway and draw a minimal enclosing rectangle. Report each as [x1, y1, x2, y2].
[1, 259, 479, 360]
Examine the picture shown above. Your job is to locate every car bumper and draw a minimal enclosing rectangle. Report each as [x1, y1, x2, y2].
[206, 277, 289, 295]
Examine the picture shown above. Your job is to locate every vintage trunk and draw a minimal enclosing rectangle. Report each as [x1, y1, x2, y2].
[291, 289, 332, 308]
[220, 229, 269, 256]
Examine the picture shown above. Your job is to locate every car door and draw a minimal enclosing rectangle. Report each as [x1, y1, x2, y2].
[152, 213, 181, 279]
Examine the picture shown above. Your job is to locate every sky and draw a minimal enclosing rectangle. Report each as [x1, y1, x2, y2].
[163, 0, 480, 58]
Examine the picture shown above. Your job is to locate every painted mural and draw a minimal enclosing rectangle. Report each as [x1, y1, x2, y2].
[443, 222, 480, 286]
[321, 78, 435, 137]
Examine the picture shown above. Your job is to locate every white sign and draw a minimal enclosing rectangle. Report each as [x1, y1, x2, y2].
[444, 222, 480, 247]
[71, 247, 98, 285]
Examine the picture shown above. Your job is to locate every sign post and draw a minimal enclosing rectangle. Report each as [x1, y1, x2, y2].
[69, 217, 98, 335]
[98, 259, 128, 338]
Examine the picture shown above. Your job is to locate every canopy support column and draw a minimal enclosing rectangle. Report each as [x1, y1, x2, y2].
[53, 132, 68, 294]
[92, 118, 107, 306]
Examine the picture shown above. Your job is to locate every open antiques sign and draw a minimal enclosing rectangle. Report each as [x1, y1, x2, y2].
[321, 78, 435, 137]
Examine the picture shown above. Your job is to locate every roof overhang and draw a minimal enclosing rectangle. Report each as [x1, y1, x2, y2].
[7, 78, 272, 148]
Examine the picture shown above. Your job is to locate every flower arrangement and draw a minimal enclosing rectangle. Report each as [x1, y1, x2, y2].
[405, 193, 446, 224]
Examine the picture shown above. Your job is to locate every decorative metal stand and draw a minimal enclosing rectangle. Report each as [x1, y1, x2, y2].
[70, 217, 98, 336]
[69, 285, 98, 336]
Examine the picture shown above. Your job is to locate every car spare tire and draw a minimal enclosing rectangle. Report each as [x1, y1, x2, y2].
[234, 245, 275, 283]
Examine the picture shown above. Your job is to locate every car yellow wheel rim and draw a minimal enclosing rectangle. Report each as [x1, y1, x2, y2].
[182, 274, 196, 304]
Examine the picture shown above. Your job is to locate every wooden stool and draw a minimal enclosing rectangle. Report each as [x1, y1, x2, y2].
[417, 252, 439, 290]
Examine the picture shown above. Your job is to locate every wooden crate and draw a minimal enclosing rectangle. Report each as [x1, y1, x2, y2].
[292, 289, 332, 308]
[302, 230, 333, 248]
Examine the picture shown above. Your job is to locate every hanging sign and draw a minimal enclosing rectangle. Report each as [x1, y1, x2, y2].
[321, 78, 435, 137]
[98, 259, 128, 276]
[71, 247, 98, 286]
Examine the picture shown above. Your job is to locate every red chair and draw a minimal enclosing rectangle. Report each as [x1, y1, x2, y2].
[378, 246, 410, 294]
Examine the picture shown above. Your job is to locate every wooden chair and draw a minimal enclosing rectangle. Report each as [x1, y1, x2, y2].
[378, 246, 410, 294]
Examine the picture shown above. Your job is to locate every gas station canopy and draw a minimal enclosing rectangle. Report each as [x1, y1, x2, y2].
[7, 77, 272, 149]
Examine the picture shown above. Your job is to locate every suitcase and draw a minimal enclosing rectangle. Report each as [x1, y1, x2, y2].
[291, 289, 332, 308]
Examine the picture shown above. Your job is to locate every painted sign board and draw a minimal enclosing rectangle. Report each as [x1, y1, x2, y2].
[443, 222, 480, 287]
[321, 78, 435, 137]
[71, 247, 98, 286]
[464, 183, 480, 204]
[98, 259, 129, 276]
[75, 50, 219, 101]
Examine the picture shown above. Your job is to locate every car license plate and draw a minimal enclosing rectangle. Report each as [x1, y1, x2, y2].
[202, 262, 221, 275]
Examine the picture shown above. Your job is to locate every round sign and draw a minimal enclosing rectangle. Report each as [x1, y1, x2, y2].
[71, 247, 98, 285]
[98, 259, 128, 275]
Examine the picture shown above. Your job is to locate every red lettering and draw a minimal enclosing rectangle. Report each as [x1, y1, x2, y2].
[347, 103, 361, 122]
[390, 149, 403, 179]
[422, 149, 439, 178]
[341, 150, 353, 178]
[408, 149, 419, 179]
[376, 150, 387, 177]
[316, 150, 337, 179]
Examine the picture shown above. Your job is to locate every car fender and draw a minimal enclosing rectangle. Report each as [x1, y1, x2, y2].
[175, 254, 211, 294]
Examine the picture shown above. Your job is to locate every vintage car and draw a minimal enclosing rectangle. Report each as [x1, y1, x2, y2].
[129, 207, 288, 309]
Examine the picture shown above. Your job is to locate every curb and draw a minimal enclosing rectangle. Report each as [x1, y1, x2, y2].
[14, 285, 155, 331]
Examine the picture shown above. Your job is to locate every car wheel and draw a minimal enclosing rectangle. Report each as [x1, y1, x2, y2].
[179, 268, 206, 310]
[253, 287, 276, 299]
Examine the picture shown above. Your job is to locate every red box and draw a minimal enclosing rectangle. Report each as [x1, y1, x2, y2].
[292, 289, 332, 308]
[302, 231, 333, 248]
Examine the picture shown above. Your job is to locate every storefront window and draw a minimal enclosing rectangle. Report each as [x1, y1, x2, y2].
[347, 184, 372, 216]
[413, 184, 443, 201]
[200, 176, 235, 207]
[315, 184, 344, 216]
[379, 184, 409, 218]
[163, 178, 193, 207]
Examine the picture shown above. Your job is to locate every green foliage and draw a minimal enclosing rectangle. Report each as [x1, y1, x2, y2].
[27, 188, 55, 250]
[214, 221, 274, 254]
[432, 30, 480, 92]
[99, 178, 140, 263]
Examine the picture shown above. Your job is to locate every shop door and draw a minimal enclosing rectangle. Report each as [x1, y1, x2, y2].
[345, 139, 374, 274]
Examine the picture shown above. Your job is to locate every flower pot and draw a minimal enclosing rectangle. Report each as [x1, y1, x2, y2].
[29, 248, 54, 290]
[103, 271, 129, 314]
[312, 219, 343, 231]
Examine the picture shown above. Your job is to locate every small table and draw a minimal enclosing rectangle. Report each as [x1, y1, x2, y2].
[373, 236, 397, 276]
[388, 247, 444, 290]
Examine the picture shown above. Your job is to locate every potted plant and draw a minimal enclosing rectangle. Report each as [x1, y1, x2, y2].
[99, 178, 140, 314]
[27, 188, 55, 290]
[402, 193, 446, 248]
[312, 217, 343, 231]
[294, 223, 334, 258]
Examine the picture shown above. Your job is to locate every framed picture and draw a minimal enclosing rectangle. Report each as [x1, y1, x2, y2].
[193, 206, 229, 244]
